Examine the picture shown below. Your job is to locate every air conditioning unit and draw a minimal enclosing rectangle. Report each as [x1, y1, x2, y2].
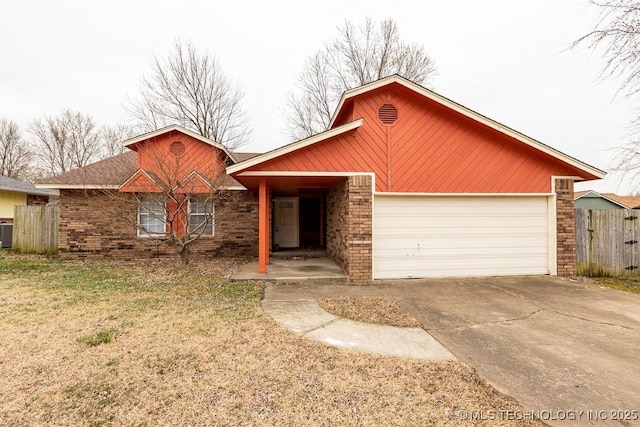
[0, 224, 13, 248]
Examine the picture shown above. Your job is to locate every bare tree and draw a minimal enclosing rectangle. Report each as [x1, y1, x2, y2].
[286, 18, 438, 140]
[30, 110, 102, 175]
[573, 1, 640, 99]
[0, 119, 33, 179]
[98, 146, 237, 265]
[573, 1, 640, 180]
[98, 124, 136, 158]
[128, 41, 250, 150]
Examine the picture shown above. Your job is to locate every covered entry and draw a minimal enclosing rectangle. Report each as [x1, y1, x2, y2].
[273, 195, 325, 249]
[373, 195, 552, 279]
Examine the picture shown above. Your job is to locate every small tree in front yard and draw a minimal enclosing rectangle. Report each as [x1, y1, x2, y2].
[98, 141, 239, 265]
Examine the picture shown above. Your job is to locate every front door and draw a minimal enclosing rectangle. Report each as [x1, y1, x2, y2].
[274, 197, 299, 248]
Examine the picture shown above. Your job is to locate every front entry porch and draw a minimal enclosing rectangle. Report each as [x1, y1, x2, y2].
[229, 174, 374, 283]
[231, 251, 348, 282]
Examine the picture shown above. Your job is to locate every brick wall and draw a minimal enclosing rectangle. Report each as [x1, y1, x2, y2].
[326, 176, 373, 283]
[58, 189, 258, 259]
[326, 180, 348, 271]
[27, 194, 50, 206]
[555, 178, 576, 276]
[347, 176, 373, 282]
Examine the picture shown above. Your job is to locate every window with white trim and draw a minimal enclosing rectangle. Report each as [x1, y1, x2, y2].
[138, 197, 165, 237]
[188, 198, 214, 236]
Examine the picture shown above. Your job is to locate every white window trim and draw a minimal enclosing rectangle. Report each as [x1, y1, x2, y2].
[188, 197, 215, 237]
[137, 197, 166, 238]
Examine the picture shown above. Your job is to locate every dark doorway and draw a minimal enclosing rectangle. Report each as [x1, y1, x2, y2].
[299, 196, 324, 248]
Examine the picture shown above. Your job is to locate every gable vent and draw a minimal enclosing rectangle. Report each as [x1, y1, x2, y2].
[170, 141, 186, 156]
[378, 104, 398, 125]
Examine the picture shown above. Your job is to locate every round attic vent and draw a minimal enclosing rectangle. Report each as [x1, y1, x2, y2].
[170, 141, 186, 156]
[378, 103, 398, 125]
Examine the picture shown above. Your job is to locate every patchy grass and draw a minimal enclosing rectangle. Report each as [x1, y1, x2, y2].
[589, 276, 640, 293]
[0, 255, 543, 426]
[317, 296, 422, 327]
[77, 328, 120, 347]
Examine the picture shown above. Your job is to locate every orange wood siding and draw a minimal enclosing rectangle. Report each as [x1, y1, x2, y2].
[134, 131, 226, 186]
[246, 86, 583, 193]
[119, 170, 162, 193]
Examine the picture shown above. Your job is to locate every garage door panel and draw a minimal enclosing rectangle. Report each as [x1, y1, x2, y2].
[373, 196, 550, 279]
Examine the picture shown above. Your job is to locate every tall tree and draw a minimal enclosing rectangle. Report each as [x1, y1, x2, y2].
[30, 110, 102, 175]
[99, 124, 136, 158]
[286, 18, 437, 140]
[573, 1, 640, 178]
[0, 119, 33, 179]
[128, 41, 250, 150]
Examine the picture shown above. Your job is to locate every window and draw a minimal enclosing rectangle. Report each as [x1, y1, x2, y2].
[138, 197, 165, 237]
[189, 198, 214, 236]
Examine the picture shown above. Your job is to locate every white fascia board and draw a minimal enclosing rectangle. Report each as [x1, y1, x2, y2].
[236, 171, 374, 177]
[1, 186, 59, 196]
[35, 184, 120, 190]
[226, 119, 364, 175]
[574, 190, 599, 200]
[118, 169, 159, 191]
[329, 75, 606, 179]
[374, 192, 554, 197]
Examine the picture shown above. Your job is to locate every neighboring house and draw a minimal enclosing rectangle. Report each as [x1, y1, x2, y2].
[575, 190, 640, 209]
[574, 190, 628, 209]
[0, 175, 58, 223]
[38, 75, 604, 282]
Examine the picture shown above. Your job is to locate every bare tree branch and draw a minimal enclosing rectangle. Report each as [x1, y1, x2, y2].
[98, 124, 136, 159]
[286, 18, 437, 140]
[573, 1, 640, 184]
[30, 110, 102, 176]
[0, 119, 33, 180]
[128, 41, 250, 150]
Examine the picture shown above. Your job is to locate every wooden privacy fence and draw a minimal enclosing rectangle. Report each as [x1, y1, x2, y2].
[576, 208, 640, 276]
[12, 205, 59, 254]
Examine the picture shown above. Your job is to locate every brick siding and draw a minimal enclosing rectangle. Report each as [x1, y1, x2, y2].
[326, 180, 348, 271]
[26, 194, 50, 206]
[555, 178, 577, 276]
[326, 176, 373, 283]
[58, 189, 258, 259]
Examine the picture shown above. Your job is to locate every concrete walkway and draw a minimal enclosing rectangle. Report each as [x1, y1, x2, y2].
[262, 285, 456, 361]
[232, 257, 348, 282]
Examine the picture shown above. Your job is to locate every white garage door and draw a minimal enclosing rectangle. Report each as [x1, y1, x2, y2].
[373, 195, 550, 279]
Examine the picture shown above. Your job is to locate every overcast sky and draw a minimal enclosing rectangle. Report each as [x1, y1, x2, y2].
[1, 0, 636, 192]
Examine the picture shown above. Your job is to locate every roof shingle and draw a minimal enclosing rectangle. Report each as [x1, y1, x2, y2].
[36, 150, 261, 189]
[1, 175, 58, 196]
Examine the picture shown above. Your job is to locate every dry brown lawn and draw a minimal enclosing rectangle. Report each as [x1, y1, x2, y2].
[0, 253, 544, 426]
[317, 297, 422, 327]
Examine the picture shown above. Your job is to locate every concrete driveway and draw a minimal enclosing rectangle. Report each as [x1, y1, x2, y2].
[377, 276, 640, 426]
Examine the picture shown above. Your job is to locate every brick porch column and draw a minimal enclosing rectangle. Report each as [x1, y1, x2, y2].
[347, 175, 373, 282]
[555, 178, 576, 276]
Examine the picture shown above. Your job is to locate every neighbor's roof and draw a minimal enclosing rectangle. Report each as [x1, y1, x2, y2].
[36, 150, 261, 189]
[574, 190, 640, 209]
[604, 193, 640, 209]
[573, 190, 589, 199]
[326, 75, 606, 181]
[574, 190, 628, 208]
[0, 175, 58, 197]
